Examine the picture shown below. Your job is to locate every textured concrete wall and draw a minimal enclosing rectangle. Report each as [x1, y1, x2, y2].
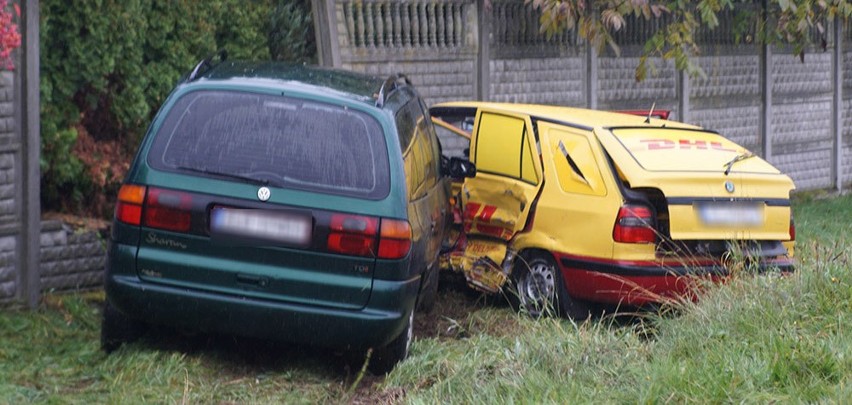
[691, 49, 762, 151]
[771, 52, 834, 190]
[343, 57, 477, 105]
[0, 71, 15, 303]
[318, 0, 851, 192]
[598, 53, 678, 112]
[39, 221, 105, 293]
[488, 56, 585, 105]
[0, 235, 14, 301]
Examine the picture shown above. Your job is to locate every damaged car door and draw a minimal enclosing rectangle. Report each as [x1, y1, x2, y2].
[452, 109, 544, 292]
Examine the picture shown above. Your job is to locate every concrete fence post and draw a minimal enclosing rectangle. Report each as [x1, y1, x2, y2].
[476, 0, 489, 100]
[831, 17, 843, 192]
[312, 0, 341, 67]
[585, 42, 598, 109]
[18, 0, 40, 308]
[677, 69, 690, 123]
[759, 1, 773, 161]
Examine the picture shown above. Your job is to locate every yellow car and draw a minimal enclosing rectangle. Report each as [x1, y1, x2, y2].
[432, 102, 795, 319]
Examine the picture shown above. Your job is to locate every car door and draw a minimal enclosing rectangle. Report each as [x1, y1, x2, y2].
[462, 109, 544, 243]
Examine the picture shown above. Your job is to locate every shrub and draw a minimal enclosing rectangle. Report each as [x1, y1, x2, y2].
[40, 0, 316, 217]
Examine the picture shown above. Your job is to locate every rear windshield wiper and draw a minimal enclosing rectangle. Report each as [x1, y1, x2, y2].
[723, 152, 755, 176]
[175, 165, 270, 186]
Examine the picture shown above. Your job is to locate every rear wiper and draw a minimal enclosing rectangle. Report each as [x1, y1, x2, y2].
[723, 152, 755, 176]
[176, 165, 270, 186]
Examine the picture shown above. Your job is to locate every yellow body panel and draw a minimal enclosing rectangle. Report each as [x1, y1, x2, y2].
[433, 101, 796, 298]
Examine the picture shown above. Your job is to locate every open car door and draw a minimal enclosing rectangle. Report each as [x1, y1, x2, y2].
[456, 109, 544, 291]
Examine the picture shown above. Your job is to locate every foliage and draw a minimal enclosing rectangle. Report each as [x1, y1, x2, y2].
[269, 0, 316, 63]
[524, 0, 852, 81]
[0, 0, 19, 70]
[39, 1, 317, 217]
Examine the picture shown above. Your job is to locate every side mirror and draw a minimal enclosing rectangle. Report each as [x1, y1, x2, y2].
[447, 157, 476, 179]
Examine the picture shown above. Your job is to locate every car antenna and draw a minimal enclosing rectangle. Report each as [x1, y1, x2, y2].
[644, 101, 656, 124]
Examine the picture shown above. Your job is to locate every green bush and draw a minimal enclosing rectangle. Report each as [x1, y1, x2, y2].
[40, 0, 316, 216]
[269, 0, 316, 63]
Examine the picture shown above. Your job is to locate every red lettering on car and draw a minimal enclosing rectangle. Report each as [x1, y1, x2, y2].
[710, 141, 737, 152]
[641, 139, 675, 150]
[678, 140, 707, 149]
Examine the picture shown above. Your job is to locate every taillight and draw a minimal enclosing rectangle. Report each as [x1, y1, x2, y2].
[326, 214, 411, 259]
[378, 219, 411, 259]
[143, 187, 193, 232]
[115, 184, 146, 226]
[789, 217, 796, 241]
[613, 204, 656, 244]
[327, 214, 379, 257]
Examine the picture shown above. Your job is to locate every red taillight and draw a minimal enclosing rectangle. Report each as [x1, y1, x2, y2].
[327, 214, 379, 257]
[789, 217, 796, 241]
[143, 187, 192, 232]
[378, 219, 411, 259]
[115, 184, 146, 226]
[326, 214, 411, 259]
[613, 204, 656, 244]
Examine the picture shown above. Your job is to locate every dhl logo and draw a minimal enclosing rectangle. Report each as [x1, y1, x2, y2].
[640, 139, 737, 151]
[463, 202, 513, 240]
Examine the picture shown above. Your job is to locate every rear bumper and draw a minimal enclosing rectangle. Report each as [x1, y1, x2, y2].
[555, 252, 794, 306]
[105, 273, 419, 350]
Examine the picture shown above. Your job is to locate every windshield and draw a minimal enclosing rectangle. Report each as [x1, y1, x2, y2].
[148, 90, 390, 199]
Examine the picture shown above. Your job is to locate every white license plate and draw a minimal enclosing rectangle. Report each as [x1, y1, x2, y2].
[210, 208, 312, 246]
[696, 202, 764, 227]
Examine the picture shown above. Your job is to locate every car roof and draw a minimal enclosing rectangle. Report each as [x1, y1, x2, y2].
[433, 101, 698, 130]
[191, 61, 385, 106]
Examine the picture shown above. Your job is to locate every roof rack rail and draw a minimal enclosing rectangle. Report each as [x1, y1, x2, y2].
[376, 74, 412, 108]
[186, 49, 229, 82]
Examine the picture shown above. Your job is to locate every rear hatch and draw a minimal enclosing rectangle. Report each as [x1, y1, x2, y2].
[597, 127, 794, 244]
[130, 89, 400, 310]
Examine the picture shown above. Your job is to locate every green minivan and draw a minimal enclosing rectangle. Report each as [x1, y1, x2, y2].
[102, 53, 451, 373]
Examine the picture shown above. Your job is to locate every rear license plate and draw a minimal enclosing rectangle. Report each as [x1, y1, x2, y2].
[210, 207, 312, 247]
[696, 202, 764, 227]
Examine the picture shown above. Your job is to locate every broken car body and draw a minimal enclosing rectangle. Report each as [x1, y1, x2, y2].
[432, 102, 796, 319]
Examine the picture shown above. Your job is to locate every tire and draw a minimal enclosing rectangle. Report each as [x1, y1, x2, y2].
[509, 252, 591, 321]
[101, 300, 146, 353]
[368, 308, 414, 375]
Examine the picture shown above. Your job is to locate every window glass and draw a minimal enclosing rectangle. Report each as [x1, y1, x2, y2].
[474, 113, 524, 178]
[148, 90, 390, 199]
[521, 129, 538, 184]
[549, 128, 607, 196]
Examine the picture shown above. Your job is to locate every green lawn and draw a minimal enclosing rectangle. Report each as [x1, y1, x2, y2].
[1, 193, 850, 403]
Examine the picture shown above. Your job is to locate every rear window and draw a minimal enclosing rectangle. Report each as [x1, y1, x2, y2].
[148, 90, 390, 199]
[610, 128, 745, 172]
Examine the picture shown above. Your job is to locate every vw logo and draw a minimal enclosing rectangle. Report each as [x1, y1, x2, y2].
[257, 187, 271, 201]
[724, 180, 735, 194]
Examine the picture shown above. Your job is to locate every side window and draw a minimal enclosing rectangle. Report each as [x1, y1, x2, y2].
[415, 100, 438, 188]
[474, 112, 538, 184]
[549, 128, 607, 196]
[397, 98, 438, 198]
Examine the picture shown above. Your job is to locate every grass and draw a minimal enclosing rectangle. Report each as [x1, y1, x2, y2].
[1, 193, 850, 403]
[388, 192, 852, 403]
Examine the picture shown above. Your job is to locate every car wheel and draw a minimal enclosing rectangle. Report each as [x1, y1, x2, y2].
[510, 252, 591, 320]
[368, 308, 414, 375]
[101, 300, 146, 353]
